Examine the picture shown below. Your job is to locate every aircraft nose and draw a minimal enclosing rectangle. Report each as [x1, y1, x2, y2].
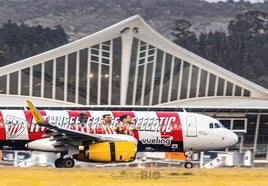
[228, 131, 238, 146]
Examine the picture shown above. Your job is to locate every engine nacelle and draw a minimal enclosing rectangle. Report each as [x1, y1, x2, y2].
[74, 141, 136, 163]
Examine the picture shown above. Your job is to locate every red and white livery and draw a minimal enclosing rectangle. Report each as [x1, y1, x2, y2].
[0, 100, 238, 168]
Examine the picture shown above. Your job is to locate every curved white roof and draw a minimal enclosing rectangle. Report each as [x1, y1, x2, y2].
[0, 15, 267, 108]
[158, 97, 268, 109]
[0, 95, 81, 107]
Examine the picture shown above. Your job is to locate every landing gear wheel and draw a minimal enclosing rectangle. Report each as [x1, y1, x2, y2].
[55, 158, 65, 168]
[184, 161, 193, 169]
[64, 158, 75, 168]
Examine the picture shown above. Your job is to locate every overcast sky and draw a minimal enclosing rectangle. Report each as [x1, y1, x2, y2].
[205, 0, 264, 3]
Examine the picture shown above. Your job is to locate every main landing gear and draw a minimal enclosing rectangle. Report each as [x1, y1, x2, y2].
[54, 157, 75, 168]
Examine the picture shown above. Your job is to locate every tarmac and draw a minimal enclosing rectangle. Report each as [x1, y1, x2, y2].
[0, 166, 267, 186]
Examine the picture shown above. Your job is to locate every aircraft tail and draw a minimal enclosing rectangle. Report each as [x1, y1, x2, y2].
[26, 100, 47, 126]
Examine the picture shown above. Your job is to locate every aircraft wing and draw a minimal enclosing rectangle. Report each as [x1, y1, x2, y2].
[26, 100, 137, 146]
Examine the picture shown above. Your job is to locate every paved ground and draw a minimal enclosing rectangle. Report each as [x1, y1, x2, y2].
[0, 167, 267, 186]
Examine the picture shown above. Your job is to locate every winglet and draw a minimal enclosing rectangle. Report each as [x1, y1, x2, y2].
[26, 100, 46, 125]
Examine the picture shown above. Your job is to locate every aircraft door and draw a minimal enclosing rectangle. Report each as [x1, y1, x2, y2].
[186, 116, 197, 137]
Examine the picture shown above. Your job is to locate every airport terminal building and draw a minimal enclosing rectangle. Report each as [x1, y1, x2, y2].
[0, 15, 267, 166]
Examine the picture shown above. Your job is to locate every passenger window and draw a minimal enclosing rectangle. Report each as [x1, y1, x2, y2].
[209, 123, 214, 128]
[215, 123, 221, 128]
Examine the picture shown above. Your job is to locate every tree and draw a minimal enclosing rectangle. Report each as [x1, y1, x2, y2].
[0, 21, 69, 65]
[228, 10, 268, 36]
[227, 11, 268, 80]
[171, 19, 198, 52]
[172, 10, 268, 88]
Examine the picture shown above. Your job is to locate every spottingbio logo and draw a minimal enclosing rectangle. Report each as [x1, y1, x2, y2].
[111, 170, 161, 181]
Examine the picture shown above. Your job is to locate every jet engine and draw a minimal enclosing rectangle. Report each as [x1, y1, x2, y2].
[74, 141, 136, 162]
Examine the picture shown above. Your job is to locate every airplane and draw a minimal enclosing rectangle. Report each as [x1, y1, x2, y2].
[0, 100, 238, 168]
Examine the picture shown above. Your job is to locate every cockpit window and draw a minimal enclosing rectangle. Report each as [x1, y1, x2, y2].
[209, 122, 225, 129]
[217, 122, 225, 128]
[215, 123, 221, 128]
[209, 123, 214, 128]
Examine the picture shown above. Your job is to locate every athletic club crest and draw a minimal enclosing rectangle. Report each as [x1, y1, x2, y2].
[5, 115, 27, 139]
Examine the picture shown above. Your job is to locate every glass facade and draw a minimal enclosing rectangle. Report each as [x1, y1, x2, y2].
[44, 60, 53, 99]
[0, 35, 253, 106]
[56, 56, 65, 101]
[78, 49, 88, 105]
[219, 114, 268, 159]
[21, 68, 30, 96]
[9, 72, 18, 95]
[0, 75, 6, 94]
[125, 38, 251, 105]
[67, 52, 77, 103]
[32, 64, 42, 97]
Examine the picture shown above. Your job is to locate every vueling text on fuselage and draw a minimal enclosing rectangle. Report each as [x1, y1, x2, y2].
[36, 116, 177, 132]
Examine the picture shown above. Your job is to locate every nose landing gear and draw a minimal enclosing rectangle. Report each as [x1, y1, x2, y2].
[184, 161, 193, 169]
[184, 151, 194, 169]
